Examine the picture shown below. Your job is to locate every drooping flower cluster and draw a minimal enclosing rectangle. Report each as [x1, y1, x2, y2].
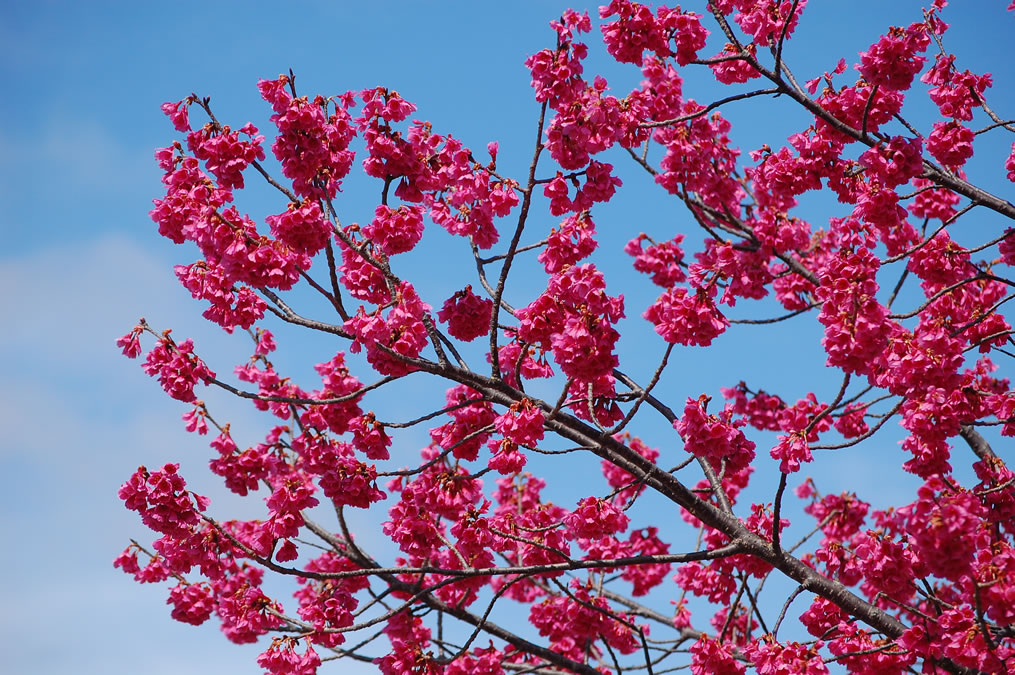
[141, 334, 215, 403]
[516, 264, 624, 381]
[345, 282, 431, 376]
[856, 22, 929, 91]
[675, 395, 756, 473]
[437, 285, 493, 342]
[644, 285, 728, 346]
[539, 212, 599, 273]
[119, 463, 209, 538]
[258, 74, 357, 199]
[626, 233, 686, 287]
[362, 204, 425, 256]
[174, 261, 267, 331]
[815, 239, 891, 376]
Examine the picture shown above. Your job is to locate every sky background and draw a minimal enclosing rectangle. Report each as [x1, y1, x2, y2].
[2, 2, 1013, 673]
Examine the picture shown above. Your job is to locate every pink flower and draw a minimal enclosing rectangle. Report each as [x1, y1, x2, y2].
[438, 286, 493, 342]
[644, 286, 728, 346]
[690, 635, 745, 675]
[857, 23, 929, 91]
[815, 244, 890, 376]
[733, 0, 807, 47]
[745, 638, 829, 674]
[430, 385, 495, 462]
[922, 53, 992, 120]
[174, 261, 267, 331]
[494, 398, 545, 446]
[676, 395, 756, 473]
[858, 135, 923, 187]
[187, 121, 265, 190]
[488, 438, 528, 475]
[257, 638, 321, 675]
[181, 405, 208, 435]
[543, 174, 574, 215]
[348, 412, 391, 460]
[362, 204, 425, 256]
[116, 324, 143, 358]
[664, 8, 709, 66]
[926, 120, 974, 168]
[524, 23, 588, 111]
[167, 582, 214, 625]
[118, 463, 208, 538]
[161, 99, 191, 132]
[539, 212, 598, 273]
[141, 335, 215, 403]
[261, 75, 356, 199]
[599, 0, 667, 64]
[626, 233, 685, 287]
[565, 496, 630, 539]
[711, 43, 761, 84]
[770, 432, 812, 473]
[266, 200, 330, 257]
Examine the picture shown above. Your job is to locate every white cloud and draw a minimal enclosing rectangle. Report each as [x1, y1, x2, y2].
[0, 235, 387, 674]
[0, 119, 152, 208]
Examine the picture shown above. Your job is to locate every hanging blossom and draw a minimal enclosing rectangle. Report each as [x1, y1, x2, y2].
[438, 286, 493, 342]
[118, 463, 209, 539]
[345, 282, 431, 377]
[675, 395, 756, 473]
[141, 333, 215, 403]
[516, 263, 624, 381]
[295, 433, 385, 509]
[301, 351, 364, 436]
[494, 398, 545, 447]
[265, 199, 331, 257]
[430, 385, 496, 462]
[748, 144, 822, 212]
[524, 10, 591, 111]
[539, 211, 598, 273]
[628, 55, 685, 126]
[816, 82, 903, 142]
[726, 0, 808, 47]
[564, 496, 630, 540]
[644, 285, 728, 346]
[711, 43, 762, 84]
[654, 103, 743, 213]
[161, 98, 192, 132]
[921, 52, 993, 121]
[626, 233, 686, 287]
[258, 74, 357, 200]
[815, 240, 892, 377]
[543, 74, 637, 170]
[362, 204, 425, 256]
[856, 22, 929, 91]
[745, 637, 829, 675]
[174, 261, 266, 332]
[257, 637, 321, 675]
[186, 121, 266, 191]
[414, 128, 516, 250]
[926, 120, 975, 169]
[908, 177, 960, 222]
[292, 552, 367, 648]
[857, 135, 923, 188]
[689, 239, 773, 306]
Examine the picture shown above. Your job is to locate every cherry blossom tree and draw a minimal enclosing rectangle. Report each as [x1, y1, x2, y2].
[116, 2, 1015, 673]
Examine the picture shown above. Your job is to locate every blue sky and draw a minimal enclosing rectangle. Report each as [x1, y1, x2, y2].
[2, 2, 1013, 673]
